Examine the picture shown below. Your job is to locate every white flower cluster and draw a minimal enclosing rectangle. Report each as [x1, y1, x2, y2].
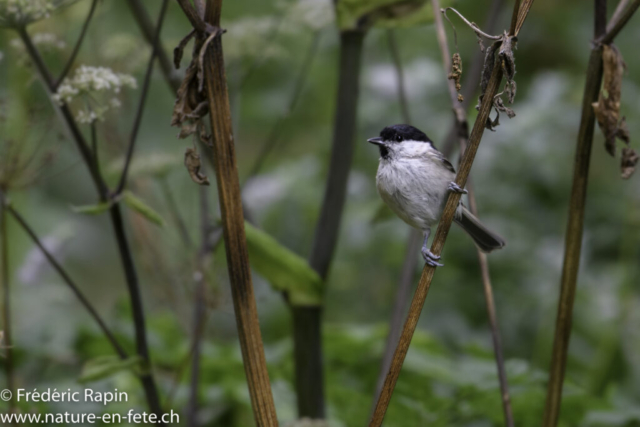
[53, 66, 137, 124]
[0, 0, 54, 27]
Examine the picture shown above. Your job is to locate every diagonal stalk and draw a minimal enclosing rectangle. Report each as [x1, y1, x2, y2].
[369, 2, 536, 424]
[1, 196, 128, 359]
[431, 0, 514, 425]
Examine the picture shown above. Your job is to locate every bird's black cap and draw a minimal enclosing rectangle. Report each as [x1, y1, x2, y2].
[379, 124, 431, 143]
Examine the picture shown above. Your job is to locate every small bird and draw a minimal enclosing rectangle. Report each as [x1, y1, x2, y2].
[368, 124, 505, 267]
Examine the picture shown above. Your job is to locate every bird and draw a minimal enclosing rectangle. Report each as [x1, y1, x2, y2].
[367, 124, 505, 267]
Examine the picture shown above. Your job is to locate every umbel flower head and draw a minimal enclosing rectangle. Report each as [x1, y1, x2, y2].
[53, 65, 137, 124]
[0, 0, 69, 28]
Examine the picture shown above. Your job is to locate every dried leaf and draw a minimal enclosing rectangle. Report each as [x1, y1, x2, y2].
[477, 40, 500, 110]
[621, 147, 638, 179]
[184, 147, 210, 186]
[173, 30, 195, 69]
[593, 44, 626, 156]
[498, 32, 517, 84]
[448, 53, 463, 102]
[494, 96, 516, 118]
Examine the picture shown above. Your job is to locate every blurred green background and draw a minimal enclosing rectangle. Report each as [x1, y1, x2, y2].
[1, 0, 639, 425]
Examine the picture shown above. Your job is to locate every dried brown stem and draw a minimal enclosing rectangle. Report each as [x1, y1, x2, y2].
[431, 0, 514, 425]
[198, 0, 278, 424]
[369, 2, 536, 424]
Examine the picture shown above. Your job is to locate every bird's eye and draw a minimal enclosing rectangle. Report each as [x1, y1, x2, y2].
[395, 135, 402, 142]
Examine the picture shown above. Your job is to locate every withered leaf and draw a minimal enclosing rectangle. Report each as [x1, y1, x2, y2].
[621, 147, 638, 179]
[593, 44, 626, 156]
[448, 53, 463, 102]
[184, 147, 210, 186]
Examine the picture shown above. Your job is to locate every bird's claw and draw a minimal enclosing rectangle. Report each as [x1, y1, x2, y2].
[421, 248, 443, 267]
[448, 182, 468, 194]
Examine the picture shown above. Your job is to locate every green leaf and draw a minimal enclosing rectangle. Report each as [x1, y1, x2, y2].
[78, 355, 144, 383]
[71, 201, 112, 215]
[244, 221, 323, 306]
[122, 191, 164, 226]
[336, 0, 446, 30]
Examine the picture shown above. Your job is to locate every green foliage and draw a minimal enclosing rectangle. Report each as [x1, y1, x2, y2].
[71, 201, 112, 215]
[244, 221, 323, 305]
[335, 0, 447, 30]
[122, 190, 164, 226]
[78, 355, 144, 383]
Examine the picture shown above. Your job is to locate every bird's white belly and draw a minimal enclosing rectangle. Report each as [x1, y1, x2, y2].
[376, 157, 452, 230]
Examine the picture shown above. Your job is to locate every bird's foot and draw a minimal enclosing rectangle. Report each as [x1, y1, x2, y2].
[421, 248, 443, 267]
[448, 182, 468, 194]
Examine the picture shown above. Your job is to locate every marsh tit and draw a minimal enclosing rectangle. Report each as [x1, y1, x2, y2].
[368, 124, 505, 267]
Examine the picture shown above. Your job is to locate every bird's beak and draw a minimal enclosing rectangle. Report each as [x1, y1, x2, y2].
[367, 137, 384, 146]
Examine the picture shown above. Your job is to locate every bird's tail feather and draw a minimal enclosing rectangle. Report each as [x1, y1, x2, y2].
[454, 206, 505, 253]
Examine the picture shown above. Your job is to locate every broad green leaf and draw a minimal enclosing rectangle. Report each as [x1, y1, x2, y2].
[122, 191, 164, 226]
[244, 221, 323, 306]
[79, 355, 144, 383]
[336, 0, 446, 30]
[71, 201, 112, 215]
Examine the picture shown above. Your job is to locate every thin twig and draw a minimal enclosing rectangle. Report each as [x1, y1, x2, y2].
[2, 197, 128, 359]
[386, 30, 412, 124]
[199, 0, 278, 424]
[159, 177, 193, 248]
[125, 0, 180, 92]
[369, 1, 536, 424]
[442, 7, 502, 40]
[440, 0, 505, 156]
[607, 0, 630, 31]
[176, 0, 208, 33]
[542, 1, 608, 426]
[55, 0, 99, 89]
[116, 0, 170, 195]
[598, 0, 640, 43]
[243, 31, 321, 182]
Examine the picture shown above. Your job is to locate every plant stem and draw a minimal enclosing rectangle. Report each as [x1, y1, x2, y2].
[55, 0, 98, 89]
[440, 0, 505, 156]
[17, 24, 165, 421]
[3, 199, 127, 359]
[386, 30, 412, 125]
[542, 2, 606, 425]
[371, 228, 421, 410]
[125, 0, 181, 92]
[116, 0, 170, 195]
[598, 0, 640, 43]
[244, 31, 322, 182]
[369, 3, 536, 424]
[298, 29, 365, 419]
[0, 196, 15, 414]
[432, 0, 514, 425]
[200, 0, 278, 424]
[186, 183, 212, 427]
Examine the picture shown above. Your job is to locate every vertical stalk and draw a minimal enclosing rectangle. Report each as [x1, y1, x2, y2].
[298, 29, 365, 419]
[201, 1, 278, 424]
[542, 2, 606, 425]
[0, 199, 15, 414]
